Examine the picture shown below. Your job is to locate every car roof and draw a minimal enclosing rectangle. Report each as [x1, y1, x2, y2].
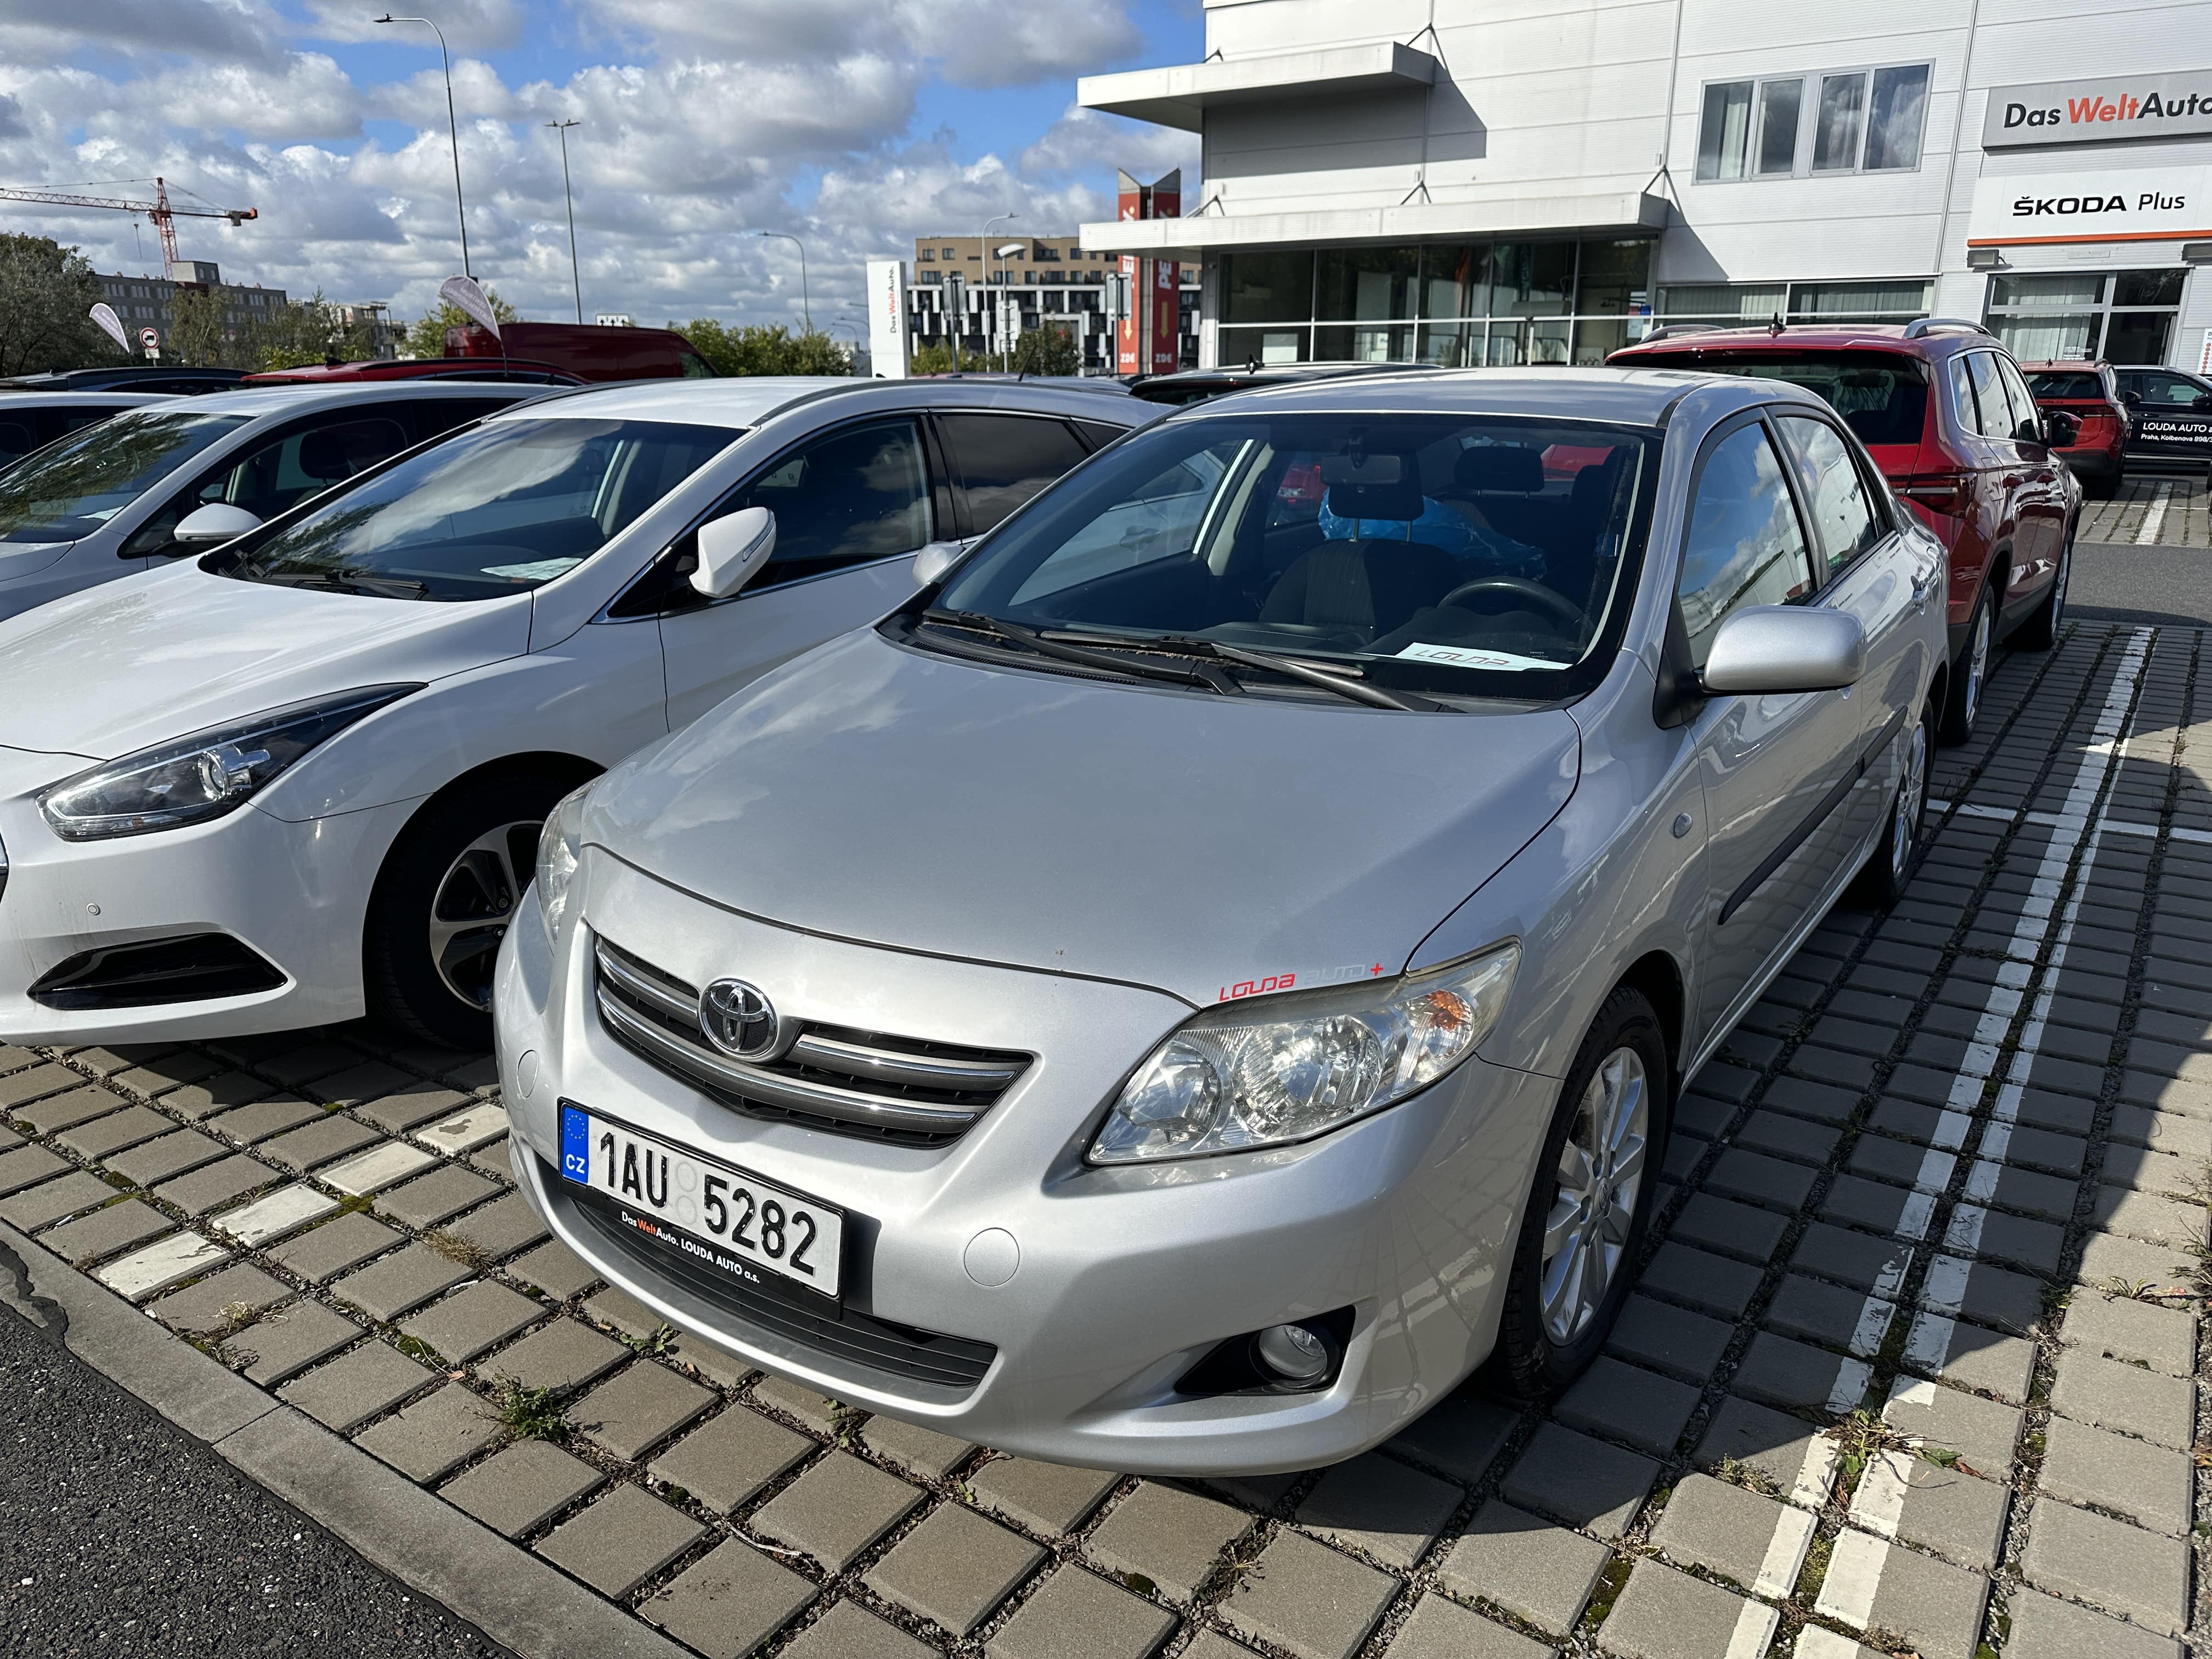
[242, 359, 582, 385]
[0, 391, 174, 408]
[491, 375, 1147, 430]
[2016, 359, 2102, 372]
[1614, 321, 1996, 358]
[1130, 363, 1444, 403]
[1149, 364, 1770, 425]
[105, 381, 549, 419]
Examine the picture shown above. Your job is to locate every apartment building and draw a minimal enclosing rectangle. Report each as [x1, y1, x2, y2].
[906, 234, 1203, 373]
[95, 262, 289, 351]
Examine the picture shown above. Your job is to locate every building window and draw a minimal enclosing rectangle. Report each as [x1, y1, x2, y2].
[918, 249, 934, 261]
[1697, 63, 1929, 180]
[1656, 279, 1931, 326]
[1983, 269, 2187, 364]
[941, 246, 956, 258]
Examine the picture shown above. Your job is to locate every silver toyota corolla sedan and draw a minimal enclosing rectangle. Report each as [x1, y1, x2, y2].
[494, 368, 1953, 1475]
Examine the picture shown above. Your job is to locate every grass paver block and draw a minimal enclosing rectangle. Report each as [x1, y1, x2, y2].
[506, 1238, 600, 1300]
[441, 1440, 603, 1538]
[375, 1163, 496, 1229]
[315, 1061, 416, 1108]
[786, 1600, 930, 1659]
[0, 1171, 113, 1232]
[2005, 1586, 2184, 1659]
[866, 1501, 1045, 1635]
[1731, 1330, 1870, 1415]
[259, 1115, 382, 1172]
[651, 1406, 814, 1511]
[2039, 1414, 2194, 1535]
[398, 1280, 542, 1365]
[323, 1139, 438, 1195]
[416, 1100, 510, 1155]
[223, 1300, 362, 1385]
[266, 1211, 400, 1283]
[1604, 1294, 1732, 1383]
[750, 1373, 848, 1436]
[278, 1340, 431, 1434]
[358, 1082, 470, 1133]
[1601, 1558, 1778, 1659]
[0, 1144, 66, 1198]
[96, 1231, 228, 1301]
[154, 1155, 275, 1216]
[2050, 1347, 2195, 1447]
[1814, 1528, 1989, 1659]
[861, 1413, 975, 1481]
[331, 1242, 472, 1322]
[1383, 1594, 1551, 1659]
[1880, 1376, 2023, 1470]
[534, 1483, 706, 1599]
[1384, 1393, 1517, 1483]
[1650, 1472, 1813, 1595]
[204, 1097, 324, 1144]
[1855, 1451, 2007, 1571]
[1296, 1451, 1460, 1567]
[1554, 1356, 1699, 1455]
[1223, 1528, 1400, 1659]
[989, 1563, 1176, 1659]
[353, 1383, 503, 1482]
[41, 1198, 171, 1265]
[55, 1104, 170, 1160]
[146, 1263, 287, 1336]
[105, 1128, 225, 1188]
[1437, 1499, 1611, 1632]
[970, 1455, 1119, 1537]
[482, 1316, 628, 1392]
[439, 1190, 546, 1260]
[1498, 1423, 1656, 1540]
[14, 1084, 122, 1131]
[573, 1357, 714, 1461]
[1635, 1241, 1763, 1318]
[1086, 1480, 1250, 1602]
[2060, 1291, 2197, 1375]
[1667, 1193, 1791, 1262]
[111, 1052, 223, 1098]
[751, 1450, 922, 1571]
[159, 1071, 271, 1121]
[641, 1538, 816, 1659]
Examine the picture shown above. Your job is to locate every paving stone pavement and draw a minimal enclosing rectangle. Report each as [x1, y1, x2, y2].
[2082, 471, 2212, 548]
[5, 618, 2212, 1657]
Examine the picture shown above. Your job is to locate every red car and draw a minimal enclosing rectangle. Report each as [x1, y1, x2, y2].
[249, 321, 716, 388]
[2018, 360, 2130, 499]
[1610, 320, 2080, 744]
[243, 358, 584, 387]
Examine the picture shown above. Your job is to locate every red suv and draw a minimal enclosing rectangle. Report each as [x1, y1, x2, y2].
[1610, 320, 2080, 744]
[2017, 360, 2130, 499]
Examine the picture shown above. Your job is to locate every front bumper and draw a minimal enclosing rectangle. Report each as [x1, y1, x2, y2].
[498, 850, 1555, 1476]
[0, 745, 414, 1043]
[2056, 444, 2121, 482]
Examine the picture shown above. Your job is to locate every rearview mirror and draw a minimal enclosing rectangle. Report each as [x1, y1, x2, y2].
[912, 539, 972, 588]
[1701, 607, 1865, 696]
[2044, 410, 2079, 447]
[2124, 390, 2143, 406]
[171, 502, 262, 546]
[690, 506, 775, 600]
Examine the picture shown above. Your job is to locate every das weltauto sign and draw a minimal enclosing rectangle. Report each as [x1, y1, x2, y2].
[1967, 166, 2212, 246]
[1983, 70, 2212, 149]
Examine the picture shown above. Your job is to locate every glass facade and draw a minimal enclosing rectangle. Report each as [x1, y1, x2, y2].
[1982, 270, 2187, 365]
[1217, 238, 1655, 369]
[1654, 278, 1933, 327]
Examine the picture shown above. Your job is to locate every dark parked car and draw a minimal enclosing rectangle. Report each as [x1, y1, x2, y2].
[0, 391, 171, 474]
[1128, 363, 1440, 406]
[0, 366, 246, 395]
[1611, 319, 2079, 746]
[243, 359, 586, 387]
[2113, 365, 2212, 471]
[2018, 361, 2130, 499]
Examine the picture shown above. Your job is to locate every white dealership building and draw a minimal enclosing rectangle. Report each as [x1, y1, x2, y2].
[1077, 0, 2212, 374]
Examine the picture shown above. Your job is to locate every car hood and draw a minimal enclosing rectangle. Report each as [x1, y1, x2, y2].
[588, 628, 1580, 1008]
[0, 561, 531, 761]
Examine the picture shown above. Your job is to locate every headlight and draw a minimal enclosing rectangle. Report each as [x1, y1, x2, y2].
[533, 780, 591, 935]
[39, 685, 419, 841]
[1089, 944, 1520, 1165]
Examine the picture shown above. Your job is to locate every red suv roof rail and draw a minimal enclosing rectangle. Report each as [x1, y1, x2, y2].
[1901, 317, 1993, 340]
[1637, 324, 1727, 346]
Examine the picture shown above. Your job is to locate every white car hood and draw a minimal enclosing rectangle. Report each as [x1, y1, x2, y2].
[0, 561, 532, 761]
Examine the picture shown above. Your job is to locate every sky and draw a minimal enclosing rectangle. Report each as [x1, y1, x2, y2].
[0, 0, 1203, 336]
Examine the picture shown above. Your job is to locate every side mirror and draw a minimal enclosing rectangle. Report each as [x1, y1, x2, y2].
[2043, 410, 2079, 447]
[912, 539, 972, 588]
[171, 502, 262, 546]
[1701, 606, 1865, 696]
[690, 506, 775, 600]
[2124, 390, 2144, 406]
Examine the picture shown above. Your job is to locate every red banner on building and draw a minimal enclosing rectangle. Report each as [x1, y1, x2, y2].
[1116, 169, 1181, 376]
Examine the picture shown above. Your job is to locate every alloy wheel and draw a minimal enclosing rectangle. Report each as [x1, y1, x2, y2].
[428, 819, 544, 1011]
[1539, 1046, 1649, 1345]
[1963, 602, 1991, 731]
[2050, 541, 2071, 631]
[1891, 719, 1928, 880]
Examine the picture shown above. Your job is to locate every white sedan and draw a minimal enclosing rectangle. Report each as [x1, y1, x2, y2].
[0, 376, 1148, 1048]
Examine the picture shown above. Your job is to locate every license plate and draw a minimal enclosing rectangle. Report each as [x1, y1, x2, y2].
[559, 1102, 843, 1299]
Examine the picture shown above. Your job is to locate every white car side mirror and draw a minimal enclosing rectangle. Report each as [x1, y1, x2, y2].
[912, 539, 972, 588]
[1701, 606, 1865, 696]
[691, 507, 776, 600]
[171, 502, 263, 546]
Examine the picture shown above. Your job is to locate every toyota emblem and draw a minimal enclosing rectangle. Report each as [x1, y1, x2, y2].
[699, 978, 779, 1060]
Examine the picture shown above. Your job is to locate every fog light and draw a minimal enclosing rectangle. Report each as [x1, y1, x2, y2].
[1254, 1323, 1329, 1384]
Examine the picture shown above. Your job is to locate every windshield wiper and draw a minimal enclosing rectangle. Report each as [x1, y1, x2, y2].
[920, 610, 1240, 695]
[258, 568, 430, 600]
[1063, 630, 1443, 712]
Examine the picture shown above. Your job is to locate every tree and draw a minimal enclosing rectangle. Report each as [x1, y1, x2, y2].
[252, 291, 377, 370]
[0, 233, 123, 377]
[1009, 324, 1081, 377]
[166, 287, 238, 366]
[675, 320, 853, 377]
[909, 340, 981, 374]
[404, 286, 518, 359]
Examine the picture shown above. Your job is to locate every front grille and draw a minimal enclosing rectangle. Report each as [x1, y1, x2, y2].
[29, 933, 285, 1010]
[558, 1161, 997, 1392]
[592, 935, 1029, 1148]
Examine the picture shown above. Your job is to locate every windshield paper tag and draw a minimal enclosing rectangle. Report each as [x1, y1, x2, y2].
[1396, 642, 1564, 672]
[483, 557, 585, 580]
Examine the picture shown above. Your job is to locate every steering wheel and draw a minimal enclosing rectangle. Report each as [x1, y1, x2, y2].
[1435, 577, 1585, 629]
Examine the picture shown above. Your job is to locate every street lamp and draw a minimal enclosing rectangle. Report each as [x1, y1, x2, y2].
[374, 14, 472, 279]
[756, 230, 810, 330]
[544, 119, 583, 323]
[995, 241, 1026, 371]
[982, 212, 1017, 369]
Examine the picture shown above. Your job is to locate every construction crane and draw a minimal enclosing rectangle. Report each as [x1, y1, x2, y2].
[0, 177, 256, 269]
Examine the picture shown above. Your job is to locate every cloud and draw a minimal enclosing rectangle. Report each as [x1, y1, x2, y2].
[0, 0, 285, 66]
[300, 0, 524, 53]
[1019, 103, 1197, 183]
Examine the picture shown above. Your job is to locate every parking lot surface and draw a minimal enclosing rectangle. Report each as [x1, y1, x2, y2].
[2, 618, 2207, 1659]
[2081, 472, 2211, 549]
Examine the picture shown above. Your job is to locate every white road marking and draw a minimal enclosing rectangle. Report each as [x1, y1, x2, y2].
[96, 1231, 228, 1301]
[1848, 1446, 1916, 1538]
[2136, 482, 2175, 545]
[1796, 1629, 1867, 1658]
[1726, 1596, 1782, 1658]
[322, 1140, 438, 1195]
[1814, 1528, 1892, 1628]
[1791, 1433, 1842, 1509]
[416, 1101, 510, 1154]
[1754, 1502, 1819, 1596]
[213, 1183, 337, 1245]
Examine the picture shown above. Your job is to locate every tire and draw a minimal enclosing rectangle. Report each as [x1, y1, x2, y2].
[2083, 470, 2117, 501]
[364, 767, 577, 1049]
[1937, 583, 1995, 747]
[1848, 698, 1933, 911]
[2010, 521, 2072, 652]
[1493, 987, 1671, 1402]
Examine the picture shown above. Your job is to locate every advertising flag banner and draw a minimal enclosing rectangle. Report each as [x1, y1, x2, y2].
[438, 275, 503, 337]
[88, 303, 129, 352]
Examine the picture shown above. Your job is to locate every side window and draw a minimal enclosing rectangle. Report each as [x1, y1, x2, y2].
[1777, 416, 1884, 577]
[407, 398, 515, 443]
[55, 407, 127, 438]
[122, 414, 408, 556]
[722, 417, 932, 587]
[1676, 421, 1818, 670]
[1993, 357, 2042, 443]
[939, 413, 1090, 533]
[1074, 420, 1130, 452]
[1945, 356, 1981, 437]
[1964, 353, 2013, 442]
[0, 415, 34, 470]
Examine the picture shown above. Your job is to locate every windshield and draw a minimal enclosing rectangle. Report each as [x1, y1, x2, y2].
[1655, 353, 1928, 447]
[2026, 371, 2102, 400]
[229, 416, 742, 601]
[0, 410, 249, 544]
[930, 411, 1654, 696]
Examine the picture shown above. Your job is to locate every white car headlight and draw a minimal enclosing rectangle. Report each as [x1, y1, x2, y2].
[39, 685, 419, 841]
[1090, 943, 1520, 1165]
[533, 780, 592, 935]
